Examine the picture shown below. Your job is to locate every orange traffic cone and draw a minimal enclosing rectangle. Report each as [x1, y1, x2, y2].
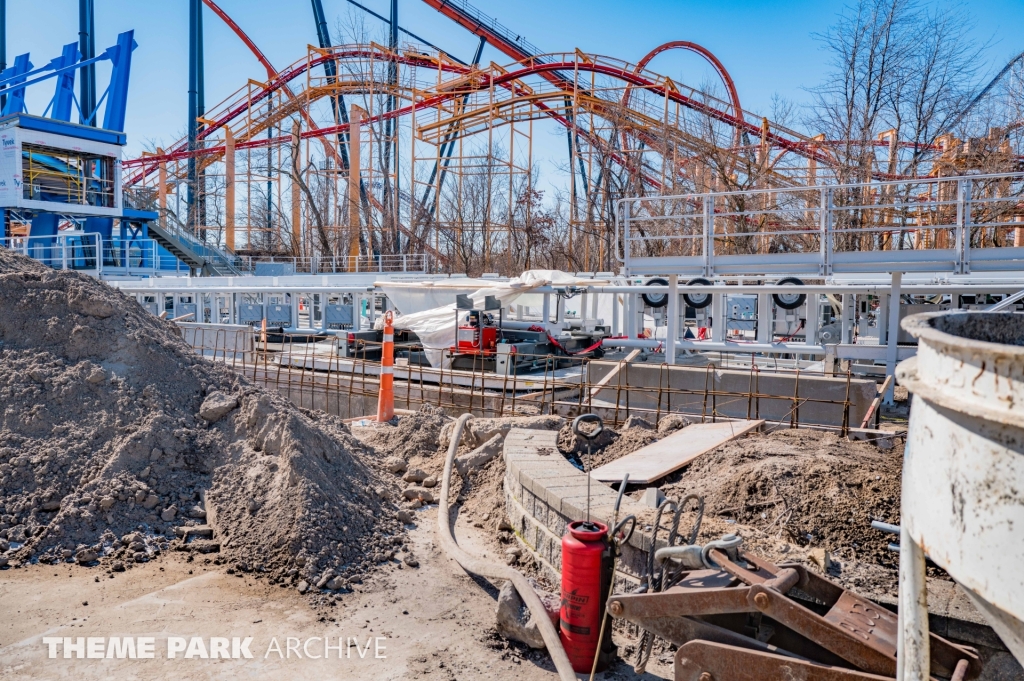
[376, 310, 395, 422]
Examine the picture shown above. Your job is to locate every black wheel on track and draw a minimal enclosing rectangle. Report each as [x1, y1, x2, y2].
[683, 277, 714, 309]
[772, 277, 807, 310]
[641, 278, 670, 308]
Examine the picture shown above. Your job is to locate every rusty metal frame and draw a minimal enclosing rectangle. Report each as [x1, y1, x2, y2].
[607, 548, 983, 680]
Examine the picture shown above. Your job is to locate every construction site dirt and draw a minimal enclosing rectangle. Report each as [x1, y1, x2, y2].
[1, 249, 1020, 680]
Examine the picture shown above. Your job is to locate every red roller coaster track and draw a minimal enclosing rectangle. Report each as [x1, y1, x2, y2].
[128, 0, 943, 193]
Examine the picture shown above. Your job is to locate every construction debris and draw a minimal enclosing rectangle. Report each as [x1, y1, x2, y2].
[658, 428, 904, 592]
[0, 250, 402, 586]
[359, 404, 451, 461]
[495, 579, 560, 650]
[440, 414, 565, 450]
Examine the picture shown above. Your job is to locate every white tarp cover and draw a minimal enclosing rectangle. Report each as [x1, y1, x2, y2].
[375, 270, 621, 367]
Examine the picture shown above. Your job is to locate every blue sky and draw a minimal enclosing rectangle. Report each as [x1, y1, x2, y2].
[8, 0, 1024, 161]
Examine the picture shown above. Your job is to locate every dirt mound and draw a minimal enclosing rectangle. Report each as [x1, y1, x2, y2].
[0, 247, 47, 274]
[358, 405, 451, 460]
[659, 428, 902, 569]
[0, 250, 401, 587]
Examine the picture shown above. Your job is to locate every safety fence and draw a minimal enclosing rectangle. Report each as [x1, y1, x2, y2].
[235, 253, 432, 274]
[619, 172, 1024, 276]
[177, 324, 863, 431]
[2, 233, 187, 276]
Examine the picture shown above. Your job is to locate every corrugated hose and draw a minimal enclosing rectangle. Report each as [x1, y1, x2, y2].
[436, 413, 577, 681]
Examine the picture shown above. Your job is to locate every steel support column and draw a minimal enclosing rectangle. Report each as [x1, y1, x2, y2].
[310, 0, 350, 169]
[756, 293, 772, 344]
[78, 0, 95, 124]
[666, 274, 679, 365]
[883, 272, 902, 405]
[225, 130, 235, 250]
[187, 0, 203, 236]
[0, 0, 7, 112]
[897, 525, 930, 681]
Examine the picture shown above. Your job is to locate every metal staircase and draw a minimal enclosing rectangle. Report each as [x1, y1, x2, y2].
[146, 220, 245, 276]
[123, 188, 245, 277]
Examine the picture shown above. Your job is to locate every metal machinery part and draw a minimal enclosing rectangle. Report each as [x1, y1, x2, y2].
[607, 536, 983, 681]
[773, 277, 808, 310]
[642, 278, 670, 308]
[683, 278, 714, 309]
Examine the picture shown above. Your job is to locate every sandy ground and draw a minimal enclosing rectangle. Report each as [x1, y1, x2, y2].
[0, 507, 673, 681]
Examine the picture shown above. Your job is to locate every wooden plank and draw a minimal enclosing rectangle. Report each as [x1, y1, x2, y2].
[590, 419, 764, 484]
[859, 374, 894, 429]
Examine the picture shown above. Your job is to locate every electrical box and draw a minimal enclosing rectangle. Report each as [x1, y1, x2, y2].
[239, 304, 264, 325]
[325, 304, 354, 328]
[726, 295, 757, 332]
[266, 304, 292, 326]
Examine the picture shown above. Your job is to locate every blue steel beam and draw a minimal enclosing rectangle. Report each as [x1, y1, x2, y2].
[1, 53, 33, 116]
[0, 0, 6, 111]
[51, 42, 81, 122]
[102, 31, 135, 132]
[78, 0, 95, 125]
[0, 49, 107, 89]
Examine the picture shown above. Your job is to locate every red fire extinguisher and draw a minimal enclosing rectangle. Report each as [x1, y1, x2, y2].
[560, 520, 614, 672]
[559, 414, 616, 673]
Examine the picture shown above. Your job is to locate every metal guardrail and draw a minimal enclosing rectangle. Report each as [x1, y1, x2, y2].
[3, 233, 104, 274]
[3, 230, 429, 279]
[233, 253, 431, 274]
[618, 172, 1024, 277]
[2, 233, 188, 276]
[435, 0, 542, 59]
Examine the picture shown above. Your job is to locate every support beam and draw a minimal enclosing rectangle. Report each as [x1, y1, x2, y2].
[897, 525, 930, 681]
[884, 271, 902, 405]
[347, 105, 364, 270]
[157, 147, 167, 230]
[710, 293, 726, 342]
[878, 294, 889, 353]
[625, 293, 636, 338]
[804, 294, 819, 347]
[0, 0, 6, 112]
[78, 0, 95, 125]
[186, 0, 203, 235]
[756, 293, 772, 344]
[291, 120, 302, 254]
[421, 36, 486, 216]
[310, 0, 350, 170]
[224, 130, 235, 251]
[841, 293, 855, 344]
[666, 274, 678, 365]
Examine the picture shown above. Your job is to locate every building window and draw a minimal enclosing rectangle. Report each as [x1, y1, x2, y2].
[22, 143, 115, 208]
